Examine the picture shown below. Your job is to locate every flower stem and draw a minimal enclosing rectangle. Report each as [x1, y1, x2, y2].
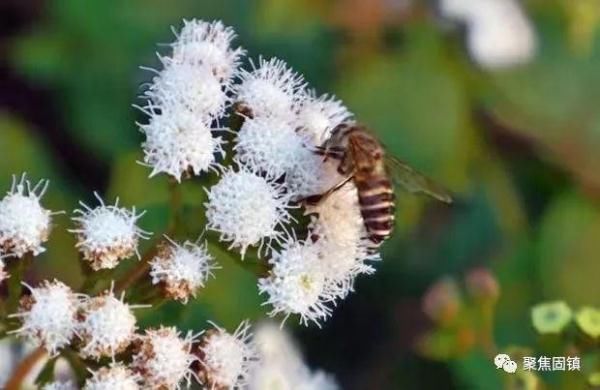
[114, 178, 181, 295]
[4, 346, 47, 390]
[114, 242, 161, 296]
[6, 253, 32, 315]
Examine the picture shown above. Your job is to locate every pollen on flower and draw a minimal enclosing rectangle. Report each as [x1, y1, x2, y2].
[196, 321, 257, 389]
[71, 193, 149, 270]
[140, 105, 226, 180]
[234, 115, 306, 178]
[205, 167, 293, 258]
[10, 280, 81, 355]
[171, 19, 244, 82]
[77, 287, 140, 360]
[131, 326, 198, 389]
[234, 57, 305, 120]
[0, 174, 54, 258]
[296, 92, 353, 146]
[306, 182, 379, 298]
[149, 237, 218, 303]
[83, 364, 141, 390]
[42, 380, 78, 390]
[258, 240, 334, 327]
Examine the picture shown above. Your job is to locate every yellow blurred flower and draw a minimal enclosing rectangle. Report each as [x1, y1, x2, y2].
[531, 301, 572, 335]
[575, 306, 600, 338]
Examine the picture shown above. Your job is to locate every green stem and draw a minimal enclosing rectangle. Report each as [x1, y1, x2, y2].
[167, 178, 182, 234]
[6, 253, 32, 315]
[80, 268, 112, 295]
[35, 356, 57, 386]
[63, 349, 89, 387]
[479, 302, 497, 359]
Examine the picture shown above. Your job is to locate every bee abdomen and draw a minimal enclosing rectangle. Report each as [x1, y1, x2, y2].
[355, 176, 395, 246]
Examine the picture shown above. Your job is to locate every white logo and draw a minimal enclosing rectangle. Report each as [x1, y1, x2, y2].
[494, 353, 517, 373]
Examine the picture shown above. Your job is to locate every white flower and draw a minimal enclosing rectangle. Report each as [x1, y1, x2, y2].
[285, 149, 344, 201]
[131, 326, 197, 389]
[10, 280, 81, 355]
[250, 323, 339, 390]
[235, 57, 305, 120]
[42, 380, 78, 390]
[205, 167, 293, 258]
[150, 237, 218, 303]
[197, 321, 257, 389]
[234, 115, 306, 178]
[71, 193, 150, 270]
[439, 0, 537, 69]
[77, 287, 141, 359]
[306, 182, 379, 298]
[0, 174, 54, 258]
[145, 60, 229, 120]
[296, 92, 352, 146]
[259, 240, 335, 327]
[171, 19, 244, 82]
[83, 364, 141, 390]
[140, 105, 226, 180]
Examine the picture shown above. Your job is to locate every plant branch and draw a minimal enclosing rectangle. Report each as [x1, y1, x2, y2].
[5, 347, 47, 390]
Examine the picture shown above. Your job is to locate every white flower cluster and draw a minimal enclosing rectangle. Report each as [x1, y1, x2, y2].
[139, 20, 244, 180]
[250, 323, 339, 390]
[131, 327, 197, 389]
[196, 321, 257, 389]
[136, 19, 380, 327]
[0, 174, 54, 258]
[10, 280, 82, 355]
[149, 237, 219, 303]
[71, 193, 150, 270]
[439, 0, 537, 69]
[8, 277, 256, 389]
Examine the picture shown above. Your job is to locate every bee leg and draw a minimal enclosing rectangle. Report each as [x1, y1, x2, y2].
[313, 146, 345, 162]
[301, 174, 354, 207]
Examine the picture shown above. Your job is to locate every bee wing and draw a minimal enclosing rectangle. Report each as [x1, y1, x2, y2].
[385, 156, 453, 203]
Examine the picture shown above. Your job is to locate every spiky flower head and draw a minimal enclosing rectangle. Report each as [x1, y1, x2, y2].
[205, 167, 293, 258]
[83, 364, 141, 390]
[42, 380, 78, 390]
[235, 57, 305, 120]
[171, 19, 244, 82]
[234, 115, 307, 178]
[0, 174, 54, 258]
[138, 19, 239, 181]
[149, 237, 218, 304]
[10, 280, 81, 355]
[131, 326, 197, 389]
[296, 92, 352, 146]
[145, 60, 229, 120]
[140, 105, 226, 180]
[77, 287, 140, 360]
[71, 193, 149, 270]
[306, 182, 379, 298]
[196, 321, 257, 390]
[258, 240, 335, 327]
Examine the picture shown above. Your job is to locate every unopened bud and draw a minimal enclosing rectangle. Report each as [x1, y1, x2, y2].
[422, 277, 462, 325]
[465, 267, 500, 303]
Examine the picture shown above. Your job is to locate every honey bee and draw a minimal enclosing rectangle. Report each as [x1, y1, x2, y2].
[313, 123, 452, 246]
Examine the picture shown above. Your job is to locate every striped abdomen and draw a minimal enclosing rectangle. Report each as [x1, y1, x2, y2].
[355, 175, 395, 246]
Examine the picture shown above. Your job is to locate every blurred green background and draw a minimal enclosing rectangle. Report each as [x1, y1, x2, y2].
[2, 0, 600, 388]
